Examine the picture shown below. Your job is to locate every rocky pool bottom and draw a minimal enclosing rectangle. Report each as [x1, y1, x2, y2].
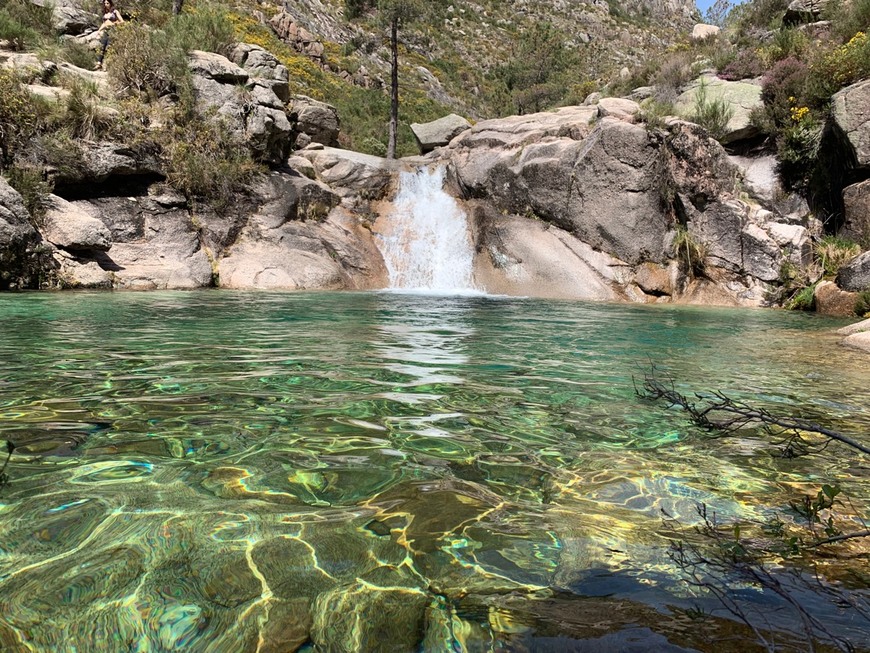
[0, 291, 867, 651]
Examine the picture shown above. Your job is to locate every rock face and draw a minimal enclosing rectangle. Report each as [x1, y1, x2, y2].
[841, 180, 870, 247]
[188, 51, 293, 165]
[675, 75, 764, 144]
[410, 114, 472, 153]
[0, 178, 51, 290]
[444, 109, 809, 303]
[837, 251, 870, 292]
[230, 43, 291, 103]
[832, 80, 870, 169]
[596, 98, 641, 122]
[784, 0, 830, 24]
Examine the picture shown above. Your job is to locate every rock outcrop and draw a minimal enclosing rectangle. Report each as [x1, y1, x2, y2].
[837, 251, 870, 292]
[188, 50, 293, 165]
[832, 79, 870, 169]
[841, 180, 870, 246]
[410, 114, 472, 154]
[288, 96, 341, 149]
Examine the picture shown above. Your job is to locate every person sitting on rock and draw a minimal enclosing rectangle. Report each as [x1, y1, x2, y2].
[94, 0, 124, 71]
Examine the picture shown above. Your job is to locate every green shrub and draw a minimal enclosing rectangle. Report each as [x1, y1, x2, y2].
[4, 165, 53, 228]
[784, 283, 816, 311]
[639, 98, 675, 130]
[825, 0, 870, 42]
[164, 115, 261, 210]
[106, 23, 182, 99]
[0, 69, 42, 167]
[165, 6, 235, 56]
[816, 235, 860, 277]
[59, 40, 97, 70]
[855, 290, 870, 317]
[0, 9, 40, 51]
[719, 49, 765, 80]
[0, 0, 52, 51]
[690, 79, 733, 141]
[62, 80, 117, 140]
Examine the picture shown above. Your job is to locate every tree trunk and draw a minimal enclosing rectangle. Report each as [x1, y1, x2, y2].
[386, 15, 399, 159]
[172, 0, 184, 16]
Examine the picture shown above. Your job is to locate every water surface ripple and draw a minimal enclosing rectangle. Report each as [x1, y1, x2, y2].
[0, 291, 867, 651]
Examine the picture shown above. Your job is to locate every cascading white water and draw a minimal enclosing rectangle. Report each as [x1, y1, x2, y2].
[375, 166, 477, 292]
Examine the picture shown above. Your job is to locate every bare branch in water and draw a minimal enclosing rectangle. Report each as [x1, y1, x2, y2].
[634, 365, 870, 456]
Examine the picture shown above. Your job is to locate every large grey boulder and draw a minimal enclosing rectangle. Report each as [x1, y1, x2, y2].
[837, 250, 870, 292]
[188, 51, 293, 164]
[453, 115, 670, 265]
[832, 80, 870, 168]
[288, 96, 341, 148]
[410, 114, 471, 154]
[675, 75, 763, 144]
[841, 179, 870, 247]
[2, 53, 56, 82]
[596, 97, 641, 123]
[42, 195, 111, 252]
[296, 146, 400, 199]
[69, 192, 214, 290]
[691, 24, 720, 40]
[30, 0, 96, 35]
[471, 206, 626, 300]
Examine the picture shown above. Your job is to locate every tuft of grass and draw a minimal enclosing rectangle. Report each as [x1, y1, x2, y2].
[690, 79, 733, 142]
[674, 226, 709, 278]
[784, 283, 817, 311]
[816, 235, 860, 278]
[855, 290, 870, 317]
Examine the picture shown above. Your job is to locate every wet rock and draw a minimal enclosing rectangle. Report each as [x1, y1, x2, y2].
[310, 583, 427, 652]
[842, 330, 870, 352]
[472, 208, 625, 300]
[410, 114, 472, 153]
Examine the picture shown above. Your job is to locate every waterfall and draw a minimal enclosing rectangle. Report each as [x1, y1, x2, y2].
[375, 166, 477, 293]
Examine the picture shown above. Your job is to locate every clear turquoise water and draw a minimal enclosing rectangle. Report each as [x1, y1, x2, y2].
[0, 291, 867, 651]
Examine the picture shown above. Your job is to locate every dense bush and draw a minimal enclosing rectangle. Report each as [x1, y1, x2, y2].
[0, 70, 44, 168]
[0, 0, 52, 51]
[164, 115, 261, 209]
[719, 48, 765, 81]
[816, 235, 860, 277]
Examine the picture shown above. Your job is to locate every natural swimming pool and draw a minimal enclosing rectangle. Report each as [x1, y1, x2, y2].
[0, 291, 867, 651]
